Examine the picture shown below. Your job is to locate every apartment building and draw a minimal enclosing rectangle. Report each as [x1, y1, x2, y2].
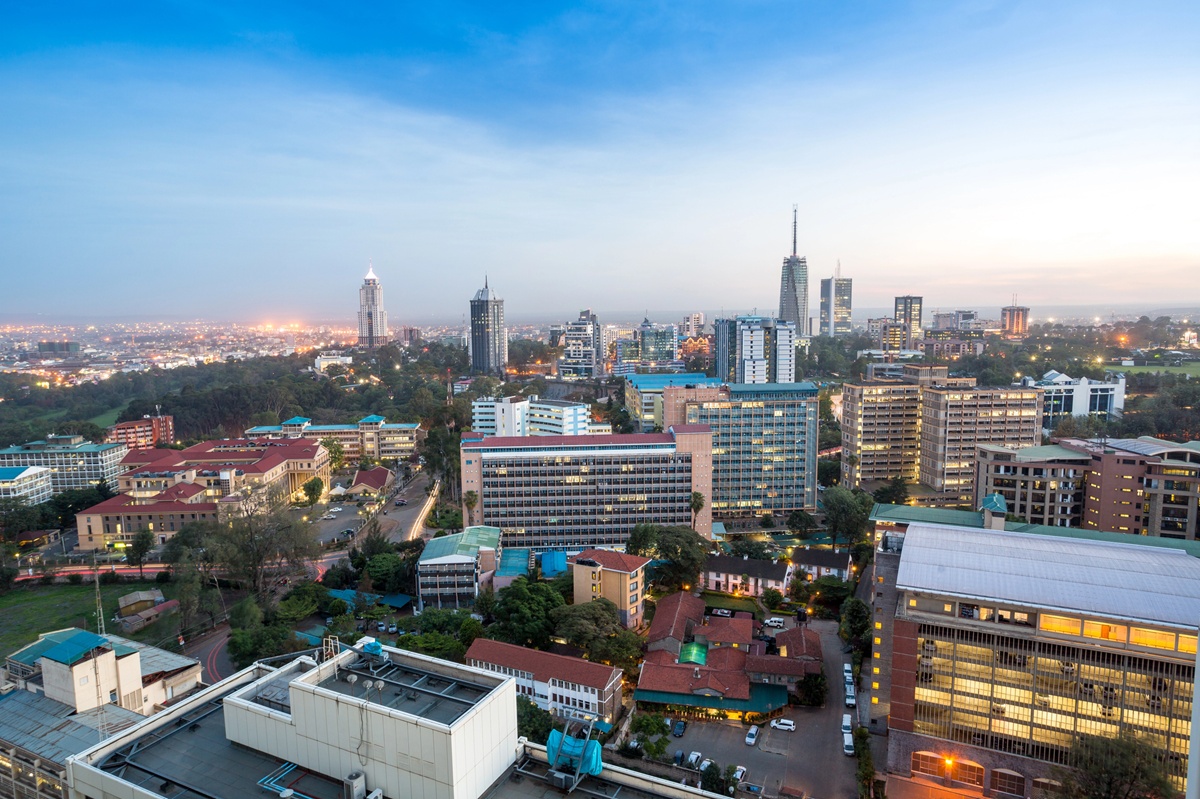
[460, 425, 713, 550]
[569, 549, 651, 628]
[466, 638, 623, 726]
[871, 519, 1200, 796]
[703, 553, 793, 597]
[244, 414, 419, 463]
[0, 465, 52, 505]
[557, 310, 603, 379]
[416, 526, 501, 609]
[842, 381, 922, 487]
[105, 414, 175, 448]
[665, 382, 820, 518]
[624, 373, 721, 431]
[1017, 370, 1125, 429]
[975, 444, 1089, 527]
[0, 435, 128, 492]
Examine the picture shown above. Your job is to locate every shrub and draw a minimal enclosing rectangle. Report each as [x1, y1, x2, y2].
[155, 570, 173, 583]
[67, 573, 84, 585]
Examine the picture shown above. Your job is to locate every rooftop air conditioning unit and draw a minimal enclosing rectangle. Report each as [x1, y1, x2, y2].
[548, 771, 573, 790]
[343, 771, 367, 799]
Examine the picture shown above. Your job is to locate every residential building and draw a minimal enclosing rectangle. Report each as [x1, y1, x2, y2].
[1017, 370, 1125, 429]
[819, 269, 853, 337]
[870, 518, 1200, 796]
[460, 425, 713, 550]
[245, 414, 419, 463]
[105, 414, 174, 448]
[624, 373, 722, 431]
[791, 547, 853, 581]
[0, 435, 127, 492]
[681, 312, 706, 337]
[558, 310, 602, 379]
[1002, 304, 1030, 337]
[466, 638, 623, 726]
[472, 396, 603, 438]
[975, 444, 1090, 527]
[779, 207, 809, 334]
[470, 278, 508, 376]
[920, 338, 985, 360]
[712, 316, 796, 384]
[667, 382, 820, 517]
[569, 548, 652, 628]
[357, 264, 389, 349]
[879, 320, 909, 352]
[0, 465, 52, 505]
[346, 465, 393, 497]
[417, 526, 501, 608]
[703, 553, 793, 597]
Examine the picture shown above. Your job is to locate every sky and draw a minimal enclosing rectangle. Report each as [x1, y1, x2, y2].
[1, 2, 1198, 325]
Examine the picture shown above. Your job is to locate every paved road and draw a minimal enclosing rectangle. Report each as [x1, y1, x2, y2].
[312, 474, 433, 579]
[185, 627, 234, 684]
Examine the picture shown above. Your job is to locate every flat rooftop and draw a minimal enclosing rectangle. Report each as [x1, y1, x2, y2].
[314, 651, 493, 725]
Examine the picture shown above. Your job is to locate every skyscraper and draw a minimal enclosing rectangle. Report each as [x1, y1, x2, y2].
[819, 263, 853, 337]
[1002, 304, 1030, 337]
[778, 206, 809, 334]
[357, 264, 389, 349]
[469, 278, 508, 376]
[893, 295, 923, 349]
[712, 316, 796, 384]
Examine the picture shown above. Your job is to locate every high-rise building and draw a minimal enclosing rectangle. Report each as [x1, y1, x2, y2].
[778, 207, 809, 333]
[469, 278, 508, 376]
[681, 312, 706, 338]
[558, 309, 602, 378]
[1002, 304, 1031, 337]
[712, 316, 796, 384]
[357, 264, 389, 349]
[894, 295, 923, 348]
[638, 318, 679, 363]
[819, 265, 853, 337]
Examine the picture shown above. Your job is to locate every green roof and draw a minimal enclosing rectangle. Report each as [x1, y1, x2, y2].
[419, 526, 501, 562]
[980, 493, 1007, 514]
[1006, 444, 1092, 461]
[634, 684, 789, 714]
[8, 629, 108, 667]
[679, 642, 707, 665]
[496, 548, 531, 577]
[870, 503, 985, 528]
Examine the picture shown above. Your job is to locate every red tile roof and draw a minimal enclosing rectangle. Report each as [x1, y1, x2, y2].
[774, 627, 823, 661]
[569, 549, 651, 574]
[745, 654, 822, 677]
[646, 592, 705, 644]
[637, 649, 750, 700]
[465, 639, 620, 692]
[350, 466, 392, 491]
[156, 483, 207, 501]
[696, 616, 754, 647]
[463, 433, 676, 449]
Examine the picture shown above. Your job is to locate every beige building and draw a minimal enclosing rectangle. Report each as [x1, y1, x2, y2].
[244, 414, 420, 463]
[569, 549, 652, 628]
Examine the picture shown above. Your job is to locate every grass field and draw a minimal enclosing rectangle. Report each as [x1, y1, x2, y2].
[0, 579, 179, 657]
[700, 591, 761, 617]
[1116, 363, 1200, 376]
[88, 399, 133, 428]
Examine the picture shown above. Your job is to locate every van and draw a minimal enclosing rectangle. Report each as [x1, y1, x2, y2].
[842, 732, 856, 756]
[764, 617, 785, 629]
[841, 714, 853, 735]
[844, 685, 856, 708]
[843, 663, 853, 681]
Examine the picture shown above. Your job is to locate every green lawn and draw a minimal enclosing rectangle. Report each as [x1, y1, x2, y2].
[1116, 363, 1200, 376]
[0, 579, 179, 657]
[89, 399, 133, 428]
[700, 591, 761, 617]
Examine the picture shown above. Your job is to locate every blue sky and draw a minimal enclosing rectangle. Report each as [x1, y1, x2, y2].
[1, 2, 1197, 324]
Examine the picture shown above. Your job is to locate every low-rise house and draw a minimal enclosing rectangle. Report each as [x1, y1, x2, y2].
[790, 547, 854, 582]
[347, 465, 393, 497]
[646, 592, 705, 657]
[703, 554, 793, 597]
[569, 549, 652, 628]
[465, 638, 623, 727]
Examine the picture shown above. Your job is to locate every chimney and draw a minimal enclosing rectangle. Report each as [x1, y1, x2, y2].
[693, 667, 700, 679]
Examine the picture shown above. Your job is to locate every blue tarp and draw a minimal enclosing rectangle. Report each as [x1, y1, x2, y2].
[546, 730, 604, 776]
[540, 551, 568, 578]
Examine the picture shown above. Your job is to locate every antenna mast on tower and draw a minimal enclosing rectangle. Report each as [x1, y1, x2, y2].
[792, 205, 798, 257]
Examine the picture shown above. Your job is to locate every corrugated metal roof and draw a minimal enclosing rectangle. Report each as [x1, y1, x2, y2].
[418, 526, 501, 562]
[496, 548, 531, 577]
[895, 524, 1200, 629]
[101, 634, 198, 677]
[0, 690, 142, 766]
[8, 629, 80, 666]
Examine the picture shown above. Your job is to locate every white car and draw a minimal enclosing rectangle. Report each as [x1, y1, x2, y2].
[744, 725, 759, 746]
[330, 507, 343, 513]
[842, 733, 855, 756]
[687, 752, 702, 769]
[769, 718, 795, 732]
[733, 766, 747, 784]
[698, 759, 714, 774]
[764, 617, 786, 629]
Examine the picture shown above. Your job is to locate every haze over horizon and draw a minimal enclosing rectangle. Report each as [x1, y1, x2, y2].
[2, 2, 1197, 323]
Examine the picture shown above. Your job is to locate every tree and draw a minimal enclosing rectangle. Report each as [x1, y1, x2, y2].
[302, 476, 324, 506]
[761, 588, 784, 610]
[839, 597, 871, 649]
[229, 597, 264, 630]
[275, 593, 319, 624]
[492, 577, 566, 649]
[462, 490, 479, 526]
[787, 509, 817, 537]
[625, 524, 659, 557]
[654, 526, 708, 591]
[871, 476, 909, 506]
[395, 631, 467, 662]
[1059, 733, 1172, 799]
[208, 489, 319, 597]
[551, 598, 622, 651]
[689, 491, 706, 529]
[818, 459, 841, 488]
[701, 761, 724, 793]
[516, 697, 556, 745]
[590, 629, 644, 675]
[822, 487, 873, 551]
[127, 528, 156, 578]
[320, 437, 345, 470]
[796, 671, 827, 706]
[729, 538, 772, 560]
[630, 713, 671, 760]
[474, 587, 497, 621]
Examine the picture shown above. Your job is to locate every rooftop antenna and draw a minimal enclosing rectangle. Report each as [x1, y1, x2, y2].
[836, 260, 842, 280]
[792, 204, 798, 257]
[93, 557, 110, 740]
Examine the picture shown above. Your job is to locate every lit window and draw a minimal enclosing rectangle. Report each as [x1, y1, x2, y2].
[874, 621, 882, 630]
[1082, 621, 1126, 643]
[871, 696, 878, 704]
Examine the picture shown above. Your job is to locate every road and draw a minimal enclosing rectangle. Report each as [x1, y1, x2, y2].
[185, 626, 234, 684]
[312, 473, 434, 579]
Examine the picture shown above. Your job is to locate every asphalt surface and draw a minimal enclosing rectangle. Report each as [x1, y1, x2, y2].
[185, 627, 234, 684]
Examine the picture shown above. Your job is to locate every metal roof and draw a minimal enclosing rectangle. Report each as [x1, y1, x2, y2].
[9, 629, 109, 667]
[419, 526, 501, 562]
[870, 503, 986, 528]
[0, 690, 143, 766]
[0, 466, 48, 481]
[895, 523, 1200, 630]
[626, 373, 719, 391]
[102, 634, 198, 677]
[496, 548, 531, 577]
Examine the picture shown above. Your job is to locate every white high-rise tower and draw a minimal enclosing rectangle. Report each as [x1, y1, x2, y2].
[357, 264, 389, 349]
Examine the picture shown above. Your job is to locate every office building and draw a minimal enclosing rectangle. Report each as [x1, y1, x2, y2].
[870, 516, 1200, 796]
[357, 264, 389, 349]
[0, 435, 128, 493]
[460, 425, 713, 550]
[1002, 304, 1030, 337]
[36, 341, 80, 355]
[624, 373, 722, 432]
[638, 318, 679, 363]
[105, 414, 175, 449]
[1017, 371, 1125, 429]
[417, 526, 501, 607]
[472, 396, 605, 438]
[470, 278, 508, 376]
[245, 414, 419, 463]
[569, 549, 652, 628]
[841, 366, 1041, 503]
[0, 465, 52, 505]
[466, 638, 624, 726]
[712, 316, 796, 384]
[879, 320, 909, 352]
[894, 295, 924, 348]
[779, 207, 809, 333]
[681, 312, 706, 337]
[557, 310, 602, 379]
[819, 268, 853, 337]
[472, 395, 530, 437]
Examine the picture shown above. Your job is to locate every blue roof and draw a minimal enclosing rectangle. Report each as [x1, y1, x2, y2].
[0, 466, 42, 481]
[379, 593, 413, 609]
[244, 425, 283, 434]
[728, 382, 818, 395]
[626, 373, 720, 391]
[10, 629, 111, 667]
[381, 422, 420, 429]
[539, 551, 568, 577]
[359, 415, 387, 424]
[282, 417, 312, 425]
[497, 548, 531, 578]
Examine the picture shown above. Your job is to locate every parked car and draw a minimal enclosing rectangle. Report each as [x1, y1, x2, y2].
[733, 766, 747, 784]
[686, 752, 702, 770]
[841, 714, 853, 735]
[699, 759, 714, 775]
[711, 608, 733, 618]
[387, 623, 398, 634]
[769, 718, 795, 731]
[330, 507, 343, 513]
[672, 720, 687, 738]
[673, 750, 684, 766]
[395, 498, 408, 506]
[764, 617, 785, 629]
[843, 663, 853, 681]
[842, 733, 856, 756]
[376, 621, 387, 632]
[744, 725, 759, 746]
[845, 685, 856, 708]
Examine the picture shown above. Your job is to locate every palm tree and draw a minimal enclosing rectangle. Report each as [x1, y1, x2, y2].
[463, 491, 479, 527]
[690, 491, 706, 530]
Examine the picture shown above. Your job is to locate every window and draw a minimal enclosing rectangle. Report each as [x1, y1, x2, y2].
[1130, 627, 1175, 650]
[911, 752, 943, 778]
[874, 621, 882, 630]
[1179, 634, 1197, 654]
[991, 771, 1026, 797]
[1083, 621, 1126, 643]
[1039, 615, 1082, 636]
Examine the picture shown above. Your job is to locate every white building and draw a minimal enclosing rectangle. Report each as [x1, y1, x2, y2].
[557, 310, 602, 379]
[313, 352, 354, 373]
[713, 317, 796, 385]
[1019, 370, 1126, 429]
[357, 265, 389, 349]
[0, 435, 127, 492]
[0, 465, 53, 505]
[472, 396, 603, 438]
[472, 396, 529, 437]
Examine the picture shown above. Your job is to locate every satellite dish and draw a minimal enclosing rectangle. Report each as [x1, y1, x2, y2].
[346, 674, 358, 684]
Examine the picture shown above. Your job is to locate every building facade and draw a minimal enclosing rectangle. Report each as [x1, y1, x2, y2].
[975, 444, 1089, 528]
[469, 279, 508, 376]
[779, 208, 809, 334]
[819, 274, 853, 337]
[0, 465, 53, 505]
[472, 396, 603, 438]
[558, 310, 602, 379]
[624, 373, 722, 432]
[416, 526, 501, 608]
[357, 264, 389, 349]
[1002, 305, 1030, 337]
[894, 295, 924, 349]
[569, 549, 652, 628]
[105, 414, 174, 449]
[712, 316, 796, 384]
[0, 435, 128, 492]
[1018, 371, 1125, 429]
[703, 553, 793, 597]
[244, 414, 419, 463]
[460, 426, 713, 550]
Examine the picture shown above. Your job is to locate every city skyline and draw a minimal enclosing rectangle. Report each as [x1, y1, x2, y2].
[1, 3, 1197, 322]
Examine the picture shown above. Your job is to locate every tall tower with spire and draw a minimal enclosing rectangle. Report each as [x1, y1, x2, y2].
[778, 205, 809, 335]
[357, 263, 389, 349]
[469, 277, 508, 376]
